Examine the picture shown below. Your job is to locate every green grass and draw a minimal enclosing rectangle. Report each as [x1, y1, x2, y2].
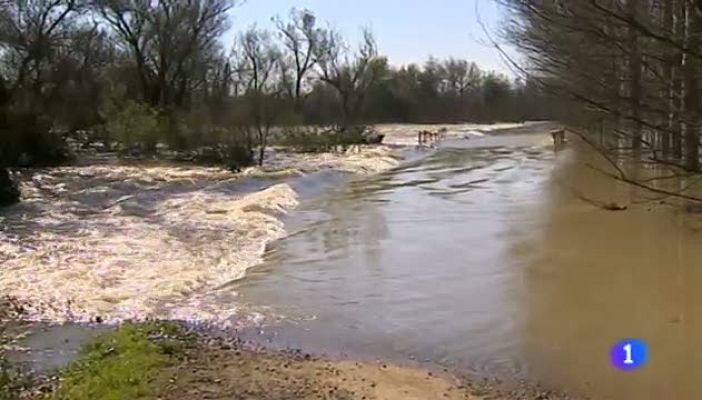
[49, 323, 183, 400]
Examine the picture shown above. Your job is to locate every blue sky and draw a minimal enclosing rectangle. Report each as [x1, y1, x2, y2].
[225, 0, 516, 75]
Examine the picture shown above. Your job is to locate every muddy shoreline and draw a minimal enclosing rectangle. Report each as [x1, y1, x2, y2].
[163, 323, 574, 400]
[1, 317, 575, 400]
[203, 322, 576, 400]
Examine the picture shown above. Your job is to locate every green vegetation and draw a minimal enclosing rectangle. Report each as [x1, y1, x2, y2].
[102, 101, 166, 156]
[48, 324, 183, 400]
[277, 126, 368, 153]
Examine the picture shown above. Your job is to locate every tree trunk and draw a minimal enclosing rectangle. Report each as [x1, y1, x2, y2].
[257, 127, 266, 167]
[683, 0, 701, 170]
[340, 91, 351, 129]
[662, 0, 675, 157]
[673, 1, 687, 160]
[258, 146, 265, 166]
[627, 0, 643, 153]
[295, 79, 304, 113]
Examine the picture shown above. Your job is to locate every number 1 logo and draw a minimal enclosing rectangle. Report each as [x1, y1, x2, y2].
[611, 339, 648, 371]
[623, 343, 634, 365]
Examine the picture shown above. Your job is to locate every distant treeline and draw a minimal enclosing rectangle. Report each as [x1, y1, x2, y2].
[0, 1, 555, 205]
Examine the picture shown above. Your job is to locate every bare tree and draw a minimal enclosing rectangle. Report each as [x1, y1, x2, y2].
[316, 28, 387, 128]
[94, 0, 232, 108]
[274, 8, 323, 110]
[626, 0, 643, 152]
[670, 0, 686, 159]
[683, 0, 701, 170]
[233, 26, 286, 165]
[0, 0, 82, 111]
[498, 0, 702, 202]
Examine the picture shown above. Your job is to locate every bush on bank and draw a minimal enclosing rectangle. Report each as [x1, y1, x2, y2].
[276, 126, 370, 153]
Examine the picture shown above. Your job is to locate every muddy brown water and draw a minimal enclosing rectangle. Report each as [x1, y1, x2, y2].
[234, 132, 702, 400]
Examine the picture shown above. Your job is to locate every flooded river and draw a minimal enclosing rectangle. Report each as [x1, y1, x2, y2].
[4, 124, 702, 399]
[237, 131, 702, 399]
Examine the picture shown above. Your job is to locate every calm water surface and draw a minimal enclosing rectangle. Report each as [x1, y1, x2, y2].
[237, 131, 702, 399]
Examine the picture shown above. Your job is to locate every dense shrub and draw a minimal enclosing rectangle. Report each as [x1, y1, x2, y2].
[169, 126, 255, 170]
[277, 126, 368, 153]
[220, 129, 256, 170]
[186, 144, 254, 170]
[102, 101, 165, 155]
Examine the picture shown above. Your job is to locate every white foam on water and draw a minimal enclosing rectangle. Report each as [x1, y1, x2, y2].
[0, 166, 298, 324]
[463, 130, 486, 138]
[262, 145, 402, 174]
[0, 147, 403, 326]
[376, 122, 529, 146]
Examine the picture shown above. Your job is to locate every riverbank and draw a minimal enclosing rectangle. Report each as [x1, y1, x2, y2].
[152, 323, 475, 400]
[1, 320, 567, 400]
